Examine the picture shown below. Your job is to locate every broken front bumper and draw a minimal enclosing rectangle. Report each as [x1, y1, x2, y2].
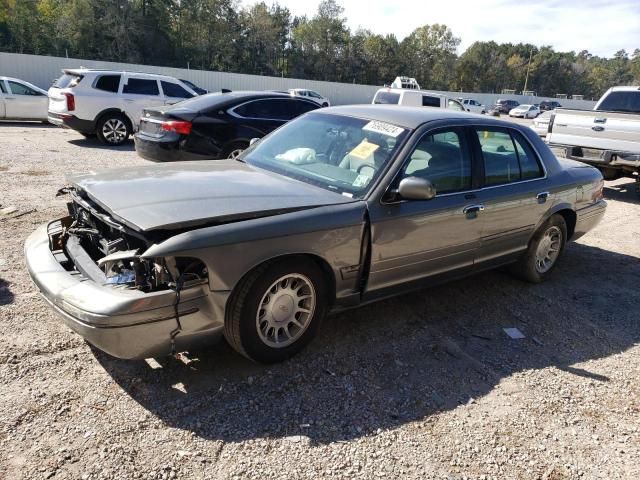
[24, 221, 228, 359]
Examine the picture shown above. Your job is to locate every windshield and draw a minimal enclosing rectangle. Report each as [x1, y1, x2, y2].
[53, 73, 83, 88]
[242, 112, 409, 198]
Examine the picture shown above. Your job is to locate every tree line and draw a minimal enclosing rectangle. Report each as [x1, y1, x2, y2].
[1, 0, 639, 98]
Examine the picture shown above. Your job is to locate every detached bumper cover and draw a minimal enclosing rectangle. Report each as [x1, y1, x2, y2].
[25, 221, 227, 359]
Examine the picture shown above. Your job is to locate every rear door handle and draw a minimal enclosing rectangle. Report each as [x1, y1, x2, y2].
[463, 204, 485, 215]
[536, 191, 550, 202]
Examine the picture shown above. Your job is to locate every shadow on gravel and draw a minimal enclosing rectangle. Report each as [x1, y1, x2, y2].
[0, 278, 15, 305]
[95, 242, 640, 444]
[604, 180, 639, 205]
[0, 121, 54, 128]
[67, 138, 135, 151]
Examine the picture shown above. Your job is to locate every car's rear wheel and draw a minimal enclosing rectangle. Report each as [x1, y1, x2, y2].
[224, 258, 328, 363]
[97, 114, 131, 146]
[222, 141, 249, 159]
[511, 214, 567, 283]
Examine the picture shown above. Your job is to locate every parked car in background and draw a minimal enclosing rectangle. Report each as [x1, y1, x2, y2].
[547, 86, 640, 183]
[134, 91, 320, 161]
[509, 104, 540, 119]
[179, 79, 208, 95]
[373, 88, 465, 111]
[461, 98, 487, 114]
[0, 77, 48, 121]
[531, 111, 552, 136]
[539, 100, 562, 111]
[288, 88, 330, 107]
[494, 99, 520, 114]
[25, 106, 606, 362]
[47, 69, 199, 145]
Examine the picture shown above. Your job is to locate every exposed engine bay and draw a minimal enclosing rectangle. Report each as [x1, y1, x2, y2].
[52, 188, 207, 292]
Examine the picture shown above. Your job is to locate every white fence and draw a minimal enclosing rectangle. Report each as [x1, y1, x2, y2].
[0, 52, 597, 109]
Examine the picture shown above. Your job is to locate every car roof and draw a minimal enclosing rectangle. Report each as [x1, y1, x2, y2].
[317, 105, 479, 129]
[375, 87, 447, 98]
[62, 68, 180, 80]
[607, 86, 640, 92]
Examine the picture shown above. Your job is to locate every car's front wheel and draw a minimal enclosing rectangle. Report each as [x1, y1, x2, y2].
[224, 257, 328, 363]
[97, 114, 131, 146]
[511, 214, 567, 283]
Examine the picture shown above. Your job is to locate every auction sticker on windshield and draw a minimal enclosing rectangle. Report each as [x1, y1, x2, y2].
[363, 120, 404, 138]
[349, 140, 379, 160]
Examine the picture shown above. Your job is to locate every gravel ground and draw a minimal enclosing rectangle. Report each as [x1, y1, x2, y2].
[0, 122, 639, 480]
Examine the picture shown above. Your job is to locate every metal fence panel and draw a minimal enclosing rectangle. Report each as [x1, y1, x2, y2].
[0, 52, 597, 109]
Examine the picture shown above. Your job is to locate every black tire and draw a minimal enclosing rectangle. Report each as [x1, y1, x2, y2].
[224, 257, 329, 363]
[599, 167, 621, 181]
[96, 113, 131, 146]
[511, 214, 567, 283]
[322, 102, 329, 107]
[221, 140, 249, 159]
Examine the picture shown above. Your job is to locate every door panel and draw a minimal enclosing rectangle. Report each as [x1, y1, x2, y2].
[0, 80, 6, 118]
[473, 127, 552, 263]
[366, 127, 482, 293]
[367, 194, 482, 291]
[5, 80, 47, 119]
[119, 77, 164, 129]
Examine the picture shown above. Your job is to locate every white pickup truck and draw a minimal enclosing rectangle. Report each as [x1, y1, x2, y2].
[546, 86, 640, 190]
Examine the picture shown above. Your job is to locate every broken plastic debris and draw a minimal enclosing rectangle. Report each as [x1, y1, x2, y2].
[503, 327, 525, 339]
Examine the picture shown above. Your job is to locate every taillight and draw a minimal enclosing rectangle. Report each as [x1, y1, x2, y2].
[63, 93, 75, 111]
[593, 180, 604, 201]
[161, 120, 192, 135]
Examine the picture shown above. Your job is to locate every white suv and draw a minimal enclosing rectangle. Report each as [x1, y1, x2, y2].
[48, 69, 200, 145]
[288, 88, 330, 107]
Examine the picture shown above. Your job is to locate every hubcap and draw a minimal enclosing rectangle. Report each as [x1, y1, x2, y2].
[256, 274, 316, 348]
[535, 226, 562, 273]
[102, 119, 127, 144]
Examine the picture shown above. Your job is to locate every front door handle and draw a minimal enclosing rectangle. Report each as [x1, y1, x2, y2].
[463, 204, 485, 215]
[536, 191, 550, 202]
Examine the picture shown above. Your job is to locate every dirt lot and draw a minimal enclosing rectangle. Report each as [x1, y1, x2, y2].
[0, 122, 639, 480]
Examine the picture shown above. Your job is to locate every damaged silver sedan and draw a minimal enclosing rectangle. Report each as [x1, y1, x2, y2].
[25, 106, 607, 363]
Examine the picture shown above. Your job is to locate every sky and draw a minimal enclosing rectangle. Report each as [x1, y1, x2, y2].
[242, 0, 640, 58]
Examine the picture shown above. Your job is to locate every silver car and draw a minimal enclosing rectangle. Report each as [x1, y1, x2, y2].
[25, 106, 607, 363]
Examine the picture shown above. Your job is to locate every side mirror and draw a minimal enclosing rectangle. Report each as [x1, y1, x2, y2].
[398, 177, 436, 200]
[249, 137, 260, 146]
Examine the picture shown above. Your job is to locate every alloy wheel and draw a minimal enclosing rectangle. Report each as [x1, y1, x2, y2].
[102, 118, 127, 144]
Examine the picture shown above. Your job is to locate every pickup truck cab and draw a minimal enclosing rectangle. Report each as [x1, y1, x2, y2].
[372, 88, 465, 111]
[547, 86, 640, 185]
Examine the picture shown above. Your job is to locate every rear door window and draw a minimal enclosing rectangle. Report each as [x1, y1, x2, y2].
[123, 78, 159, 96]
[422, 96, 440, 107]
[94, 75, 121, 93]
[0, 81, 6, 94]
[161, 81, 194, 99]
[233, 99, 291, 120]
[290, 99, 320, 117]
[373, 92, 400, 104]
[475, 128, 543, 186]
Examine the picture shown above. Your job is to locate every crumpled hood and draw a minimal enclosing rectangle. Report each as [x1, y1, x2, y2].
[69, 160, 352, 232]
